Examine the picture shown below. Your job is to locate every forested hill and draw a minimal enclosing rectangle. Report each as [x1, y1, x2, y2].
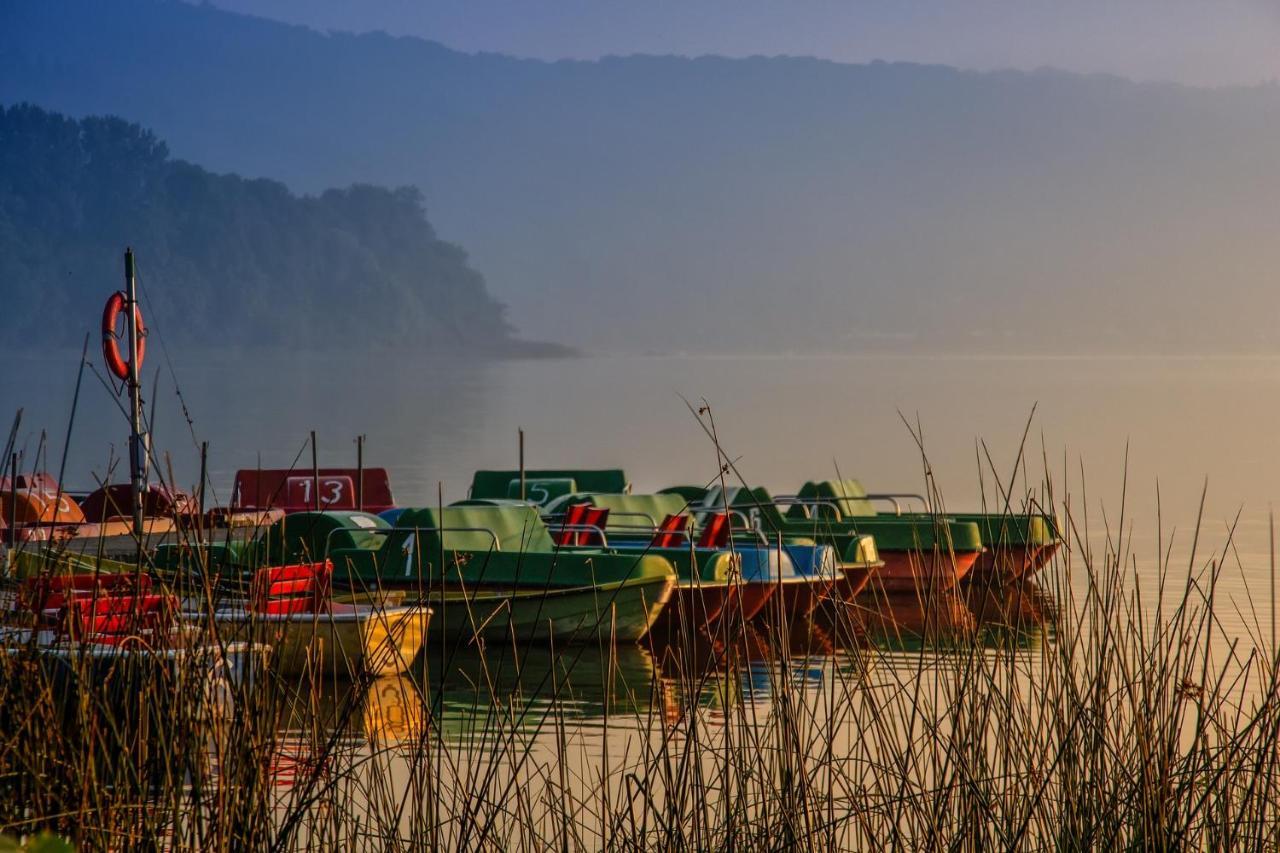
[7, 0, 1280, 354]
[0, 103, 558, 354]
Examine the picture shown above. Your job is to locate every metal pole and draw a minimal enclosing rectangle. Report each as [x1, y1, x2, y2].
[124, 248, 148, 538]
[198, 440, 208, 544]
[8, 453, 16, 549]
[519, 428, 525, 501]
[311, 430, 320, 511]
[356, 434, 365, 511]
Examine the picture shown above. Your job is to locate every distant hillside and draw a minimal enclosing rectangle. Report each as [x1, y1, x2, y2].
[5, 0, 1280, 353]
[0, 103, 561, 354]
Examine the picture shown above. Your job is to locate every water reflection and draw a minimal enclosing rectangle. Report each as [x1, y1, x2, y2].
[417, 642, 662, 740]
[852, 581, 1056, 652]
[265, 579, 1058, 766]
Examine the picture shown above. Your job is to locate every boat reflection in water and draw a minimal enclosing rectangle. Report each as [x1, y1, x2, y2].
[264, 579, 1056, 786]
[851, 580, 1056, 652]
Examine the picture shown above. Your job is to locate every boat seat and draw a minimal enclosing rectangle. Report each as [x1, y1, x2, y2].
[651, 514, 690, 548]
[395, 505, 558, 556]
[788, 479, 877, 520]
[251, 561, 333, 615]
[65, 594, 177, 644]
[18, 572, 152, 618]
[579, 506, 610, 546]
[551, 503, 590, 546]
[696, 512, 732, 548]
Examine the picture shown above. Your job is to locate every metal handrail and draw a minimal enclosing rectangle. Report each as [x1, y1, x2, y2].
[865, 492, 932, 514]
[771, 496, 851, 521]
[547, 523, 611, 547]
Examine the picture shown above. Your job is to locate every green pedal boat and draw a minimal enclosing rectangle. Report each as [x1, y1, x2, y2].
[225, 506, 677, 644]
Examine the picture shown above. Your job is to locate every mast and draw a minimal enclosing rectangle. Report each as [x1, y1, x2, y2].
[124, 248, 148, 537]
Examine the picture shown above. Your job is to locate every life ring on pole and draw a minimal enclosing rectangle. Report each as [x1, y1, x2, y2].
[101, 291, 145, 381]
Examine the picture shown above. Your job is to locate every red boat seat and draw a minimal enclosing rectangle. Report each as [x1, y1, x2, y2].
[250, 561, 333, 615]
[579, 507, 610, 546]
[552, 503, 590, 546]
[696, 512, 732, 549]
[651, 514, 690, 548]
[65, 594, 177, 645]
[19, 573, 152, 619]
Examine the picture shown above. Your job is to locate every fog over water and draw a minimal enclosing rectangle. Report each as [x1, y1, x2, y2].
[6, 351, 1276, 636]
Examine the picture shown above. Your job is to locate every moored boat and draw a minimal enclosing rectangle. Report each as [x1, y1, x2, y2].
[207, 562, 429, 677]
[672, 483, 977, 594]
[783, 479, 1058, 586]
[546, 493, 844, 624]
[164, 506, 677, 644]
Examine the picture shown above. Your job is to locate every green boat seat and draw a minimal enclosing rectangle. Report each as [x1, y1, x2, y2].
[949, 513, 1056, 548]
[658, 485, 712, 504]
[397, 504, 556, 555]
[788, 479, 877, 519]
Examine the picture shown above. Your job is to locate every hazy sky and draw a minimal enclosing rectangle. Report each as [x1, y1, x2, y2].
[203, 0, 1280, 87]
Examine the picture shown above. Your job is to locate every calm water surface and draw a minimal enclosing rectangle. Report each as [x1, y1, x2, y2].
[6, 350, 1276, 631]
[5, 351, 1277, 820]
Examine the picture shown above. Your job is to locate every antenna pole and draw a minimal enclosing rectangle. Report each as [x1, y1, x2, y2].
[356, 434, 365, 511]
[124, 248, 148, 537]
[518, 428, 526, 501]
[311, 430, 320, 512]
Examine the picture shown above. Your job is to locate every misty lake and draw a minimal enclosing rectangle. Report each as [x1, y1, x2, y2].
[5, 350, 1277, 845]
[8, 348, 1278, 641]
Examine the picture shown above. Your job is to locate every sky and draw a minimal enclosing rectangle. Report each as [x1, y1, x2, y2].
[202, 0, 1280, 87]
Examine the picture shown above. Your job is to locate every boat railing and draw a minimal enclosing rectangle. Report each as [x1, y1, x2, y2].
[772, 494, 933, 519]
[548, 523, 611, 547]
[542, 508, 659, 528]
[771, 496, 853, 521]
[864, 493, 932, 514]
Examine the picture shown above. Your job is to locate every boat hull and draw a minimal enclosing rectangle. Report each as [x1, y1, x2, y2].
[965, 544, 1055, 585]
[836, 564, 876, 601]
[861, 549, 979, 595]
[215, 606, 429, 677]
[731, 580, 775, 622]
[752, 578, 833, 622]
[652, 580, 733, 632]
[407, 575, 674, 644]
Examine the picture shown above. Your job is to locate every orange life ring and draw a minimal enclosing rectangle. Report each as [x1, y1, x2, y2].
[101, 291, 146, 380]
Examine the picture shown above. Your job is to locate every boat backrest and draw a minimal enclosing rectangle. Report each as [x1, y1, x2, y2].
[791, 480, 877, 519]
[696, 512, 731, 549]
[659, 485, 711, 504]
[698, 485, 790, 531]
[257, 511, 389, 566]
[469, 469, 629, 502]
[65, 594, 177, 644]
[651, 514, 691, 548]
[250, 562, 332, 615]
[395, 504, 556, 556]
[579, 507, 610, 545]
[551, 503, 590, 546]
[231, 468, 396, 514]
[18, 572, 152, 617]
